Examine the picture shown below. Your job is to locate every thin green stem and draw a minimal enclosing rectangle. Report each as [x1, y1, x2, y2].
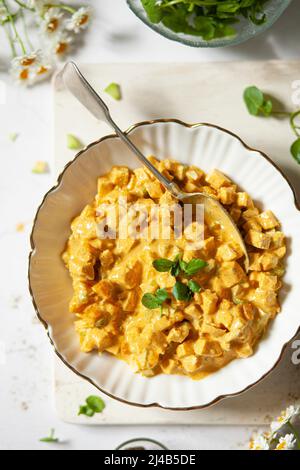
[20, 9, 33, 50]
[3, 22, 17, 57]
[45, 3, 76, 14]
[14, 0, 34, 10]
[2, 0, 27, 55]
[287, 422, 300, 450]
[271, 110, 291, 117]
[290, 110, 300, 138]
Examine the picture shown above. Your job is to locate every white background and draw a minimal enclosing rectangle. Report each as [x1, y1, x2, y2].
[0, 0, 299, 451]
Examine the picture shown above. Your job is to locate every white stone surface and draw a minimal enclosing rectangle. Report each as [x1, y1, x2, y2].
[0, 0, 299, 451]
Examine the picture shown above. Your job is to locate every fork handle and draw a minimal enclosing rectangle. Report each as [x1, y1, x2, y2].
[60, 62, 181, 197]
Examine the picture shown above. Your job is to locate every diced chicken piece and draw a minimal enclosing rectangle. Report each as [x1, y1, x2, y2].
[269, 231, 285, 249]
[110, 166, 130, 186]
[180, 355, 201, 373]
[80, 329, 114, 353]
[248, 252, 262, 271]
[218, 186, 236, 205]
[219, 261, 245, 288]
[242, 208, 259, 220]
[167, 322, 190, 344]
[260, 252, 279, 271]
[242, 303, 256, 321]
[115, 238, 137, 255]
[199, 290, 219, 316]
[236, 192, 253, 208]
[245, 230, 272, 249]
[97, 178, 114, 197]
[252, 288, 280, 316]
[184, 181, 200, 193]
[205, 169, 231, 190]
[209, 277, 231, 299]
[215, 310, 233, 330]
[122, 290, 139, 312]
[200, 236, 216, 257]
[92, 280, 119, 301]
[230, 207, 242, 223]
[235, 343, 253, 358]
[157, 272, 176, 289]
[272, 246, 286, 259]
[161, 358, 178, 374]
[194, 339, 223, 357]
[100, 249, 114, 269]
[256, 273, 278, 290]
[186, 168, 204, 183]
[144, 180, 164, 199]
[184, 303, 202, 321]
[124, 261, 143, 289]
[176, 340, 194, 358]
[184, 222, 204, 242]
[200, 185, 218, 197]
[201, 323, 226, 338]
[257, 210, 279, 230]
[243, 218, 262, 232]
[216, 243, 243, 262]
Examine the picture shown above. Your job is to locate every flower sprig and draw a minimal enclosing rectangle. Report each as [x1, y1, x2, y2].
[0, 0, 92, 86]
[250, 405, 300, 451]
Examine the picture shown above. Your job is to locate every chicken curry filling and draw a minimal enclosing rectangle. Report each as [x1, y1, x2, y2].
[63, 158, 286, 379]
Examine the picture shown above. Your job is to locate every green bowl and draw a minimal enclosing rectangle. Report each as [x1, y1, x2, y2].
[127, 0, 292, 48]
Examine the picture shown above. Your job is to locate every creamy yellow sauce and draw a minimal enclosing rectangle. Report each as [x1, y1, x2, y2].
[63, 158, 286, 379]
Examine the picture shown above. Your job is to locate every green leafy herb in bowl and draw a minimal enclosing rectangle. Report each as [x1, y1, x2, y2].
[127, 0, 291, 48]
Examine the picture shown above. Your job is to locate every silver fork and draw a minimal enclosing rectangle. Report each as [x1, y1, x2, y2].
[59, 62, 249, 271]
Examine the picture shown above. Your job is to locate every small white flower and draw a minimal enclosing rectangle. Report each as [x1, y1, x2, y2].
[11, 50, 43, 69]
[50, 32, 73, 57]
[66, 7, 92, 34]
[10, 50, 52, 86]
[275, 434, 296, 451]
[271, 405, 300, 433]
[40, 8, 64, 35]
[250, 432, 270, 450]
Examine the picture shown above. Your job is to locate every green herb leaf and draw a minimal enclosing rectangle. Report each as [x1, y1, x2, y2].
[188, 280, 201, 294]
[140, 0, 269, 41]
[40, 429, 59, 443]
[156, 288, 169, 303]
[86, 396, 106, 413]
[78, 405, 95, 417]
[78, 395, 106, 417]
[291, 138, 300, 164]
[153, 258, 174, 272]
[172, 281, 192, 302]
[104, 82, 122, 101]
[142, 293, 162, 310]
[243, 86, 273, 117]
[184, 259, 208, 276]
[141, 0, 163, 23]
[67, 134, 83, 150]
[142, 288, 169, 310]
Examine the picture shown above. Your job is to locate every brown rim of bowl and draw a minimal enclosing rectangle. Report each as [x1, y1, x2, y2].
[28, 118, 300, 411]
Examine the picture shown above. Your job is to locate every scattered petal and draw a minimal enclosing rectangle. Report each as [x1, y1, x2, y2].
[67, 134, 83, 150]
[104, 83, 122, 101]
[32, 161, 49, 174]
[9, 133, 19, 142]
[16, 223, 25, 233]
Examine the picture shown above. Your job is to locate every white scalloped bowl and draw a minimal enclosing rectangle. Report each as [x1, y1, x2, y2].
[29, 120, 300, 410]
